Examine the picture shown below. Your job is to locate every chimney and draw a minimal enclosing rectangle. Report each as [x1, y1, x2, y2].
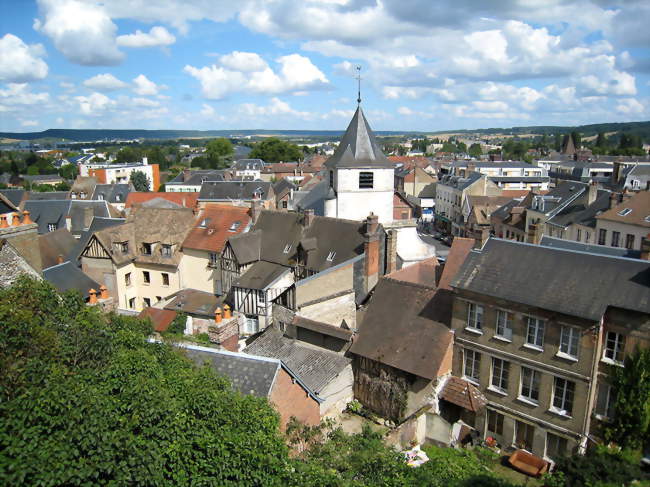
[587, 181, 598, 206]
[386, 229, 398, 274]
[215, 307, 222, 324]
[363, 213, 381, 294]
[250, 198, 262, 224]
[303, 209, 315, 227]
[11, 212, 20, 226]
[88, 289, 98, 304]
[0, 215, 8, 229]
[365, 212, 379, 236]
[83, 206, 93, 229]
[609, 192, 619, 210]
[611, 162, 622, 185]
[641, 234, 650, 261]
[99, 285, 109, 299]
[223, 304, 232, 319]
[183, 168, 191, 182]
[22, 210, 33, 225]
[527, 223, 543, 245]
[57, 254, 64, 264]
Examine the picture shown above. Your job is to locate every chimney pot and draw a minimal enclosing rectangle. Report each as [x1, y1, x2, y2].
[57, 254, 64, 264]
[215, 307, 222, 324]
[88, 288, 98, 304]
[11, 212, 20, 226]
[22, 210, 33, 225]
[303, 209, 315, 227]
[0, 215, 8, 229]
[223, 304, 232, 319]
[365, 212, 379, 236]
[99, 285, 109, 299]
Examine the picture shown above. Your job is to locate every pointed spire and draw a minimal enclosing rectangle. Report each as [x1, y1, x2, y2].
[356, 65, 362, 106]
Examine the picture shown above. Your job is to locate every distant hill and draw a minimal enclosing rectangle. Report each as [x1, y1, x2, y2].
[430, 121, 650, 138]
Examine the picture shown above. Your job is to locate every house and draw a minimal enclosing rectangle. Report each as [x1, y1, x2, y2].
[461, 195, 513, 244]
[79, 206, 195, 312]
[221, 210, 385, 334]
[91, 184, 131, 211]
[165, 169, 227, 192]
[622, 164, 650, 191]
[0, 213, 42, 288]
[21, 174, 65, 188]
[393, 192, 417, 221]
[125, 192, 199, 212]
[70, 176, 98, 200]
[491, 192, 535, 242]
[23, 199, 115, 236]
[548, 161, 613, 185]
[42, 261, 100, 300]
[180, 343, 321, 429]
[38, 228, 77, 268]
[197, 181, 274, 208]
[260, 162, 319, 183]
[231, 158, 266, 180]
[273, 179, 297, 210]
[449, 161, 550, 191]
[394, 165, 437, 199]
[450, 238, 650, 460]
[435, 172, 502, 236]
[595, 190, 650, 251]
[0, 189, 27, 209]
[180, 203, 252, 295]
[81, 158, 159, 191]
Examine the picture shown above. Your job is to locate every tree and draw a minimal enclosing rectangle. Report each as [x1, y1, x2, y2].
[59, 163, 78, 180]
[571, 131, 581, 150]
[249, 138, 302, 163]
[603, 347, 650, 450]
[129, 170, 151, 192]
[468, 143, 483, 158]
[595, 132, 608, 148]
[115, 146, 142, 164]
[205, 138, 234, 169]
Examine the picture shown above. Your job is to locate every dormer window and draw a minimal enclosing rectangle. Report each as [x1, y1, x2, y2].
[617, 208, 632, 216]
[228, 221, 241, 232]
[161, 244, 172, 257]
[326, 251, 336, 262]
[120, 241, 129, 253]
[283, 244, 292, 254]
[199, 218, 209, 228]
[142, 242, 152, 255]
[359, 171, 374, 189]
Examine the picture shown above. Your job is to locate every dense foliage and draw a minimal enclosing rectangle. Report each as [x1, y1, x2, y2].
[0, 277, 290, 486]
[129, 170, 151, 192]
[603, 347, 650, 450]
[249, 138, 302, 163]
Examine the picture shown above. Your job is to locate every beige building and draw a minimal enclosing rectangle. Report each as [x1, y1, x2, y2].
[80, 206, 195, 312]
[596, 190, 650, 251]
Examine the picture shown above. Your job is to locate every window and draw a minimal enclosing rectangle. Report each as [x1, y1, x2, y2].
[595, 383, 614, 418]
[142, 242, 152, 255]
[228, 221, 241, 232]
[329, 170, 334, 188]
[128, 297, 136, 309]
[143, 297, 151, 307]
[257, 289, 265, 302]
[463, 349, 481, 383]
[552, 377, 575, 416]
[161, 244, 172, 257]
[525, 316, 545, 349]
[585, 231, 590, 243]
[156, 296, 162, 302]
[598, 229, 607, 245]
[326, 251, 336, 262]
[617, 208, 632, 216]
[520, 367, 540, 403]
[48, 223, 57, 232]
[515, 420, 535, 451]
[359, 171, 374, 189]
[208, 252, 218, 267]
[625, 234, 635, 250]
[282, 200, 288, 209]
[495, 310, 513, 341]
[142, 271, 150, 284]
[603, 331, 625, 364]
[491, 358, 510, 392]
[161, 272, 169, 287]
[466, 302, 484, 331]
[243, 315, 259, 335]
[559, 326, 579, 359]
[546, 433, 568, 460]
[120, 241, 129, 253]
[283, 244, 292, 254]
[576, 229, 581, 242]
[487, 410, 504, 436]
[611, 231, 620, 247]
[124, 272, 131, 287]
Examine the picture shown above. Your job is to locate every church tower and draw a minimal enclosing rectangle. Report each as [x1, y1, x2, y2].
[324, 107, 395, 224]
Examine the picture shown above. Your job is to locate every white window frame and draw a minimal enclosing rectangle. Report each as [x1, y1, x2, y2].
[495, 309, 513, 342]
[550, 377, 575, 417]
[466, 302, 484, 333]
[525, 316, 545, 350]
[463, 349, 481, 385]
[48, 223, 57, 232]
[490, 357, 509, 394]
[519, 366, 540, 404]
[603, 331, 625, 365]
[243, 315, 259, 335]
[557, 325, 579, 361]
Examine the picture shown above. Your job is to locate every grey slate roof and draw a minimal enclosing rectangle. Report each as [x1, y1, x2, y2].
[451, 238, 650, 321]
[26, 191, 70, 201]
[273, 178, 296, 197]
[232, 159, 265, 171]
[539, 235, 642, 259]
[233, 261, 289, 290]
[39, 228, 77, 269]
[168, 170, 226, 186]
[72, 217, 125, 261]
[0, 189, 25, 208]
[198, 181, 272, 201]
[439, 172, 483, 191]
[325, 106, 393, 169]
[546, 189, 611, 229]
[23, 200, 70, 234]
[91, 184, 131, 204]
[527, 181, 588, 215]
[244, 328, 351, 394]
[43, 261, 99, 298]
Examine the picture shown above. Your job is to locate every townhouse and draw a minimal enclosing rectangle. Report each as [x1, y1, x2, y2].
[595, 190, 650, 251]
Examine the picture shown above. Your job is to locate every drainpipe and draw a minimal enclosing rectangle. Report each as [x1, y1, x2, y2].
[580, 315, 604, 454]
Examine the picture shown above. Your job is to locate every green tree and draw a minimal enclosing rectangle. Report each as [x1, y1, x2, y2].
[249, 138, 302, 163]
[59, 163, 78, 180]
[603, 347, 650, 450]
[206, 138, 234, 167]
[468, 143, 483, 158]
[595, 132, 608, 148]
[129, 170, 151, 192]
[115, 146, 142, 163]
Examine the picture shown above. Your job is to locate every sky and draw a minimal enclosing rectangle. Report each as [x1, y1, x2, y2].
[1, 0, 649, 133]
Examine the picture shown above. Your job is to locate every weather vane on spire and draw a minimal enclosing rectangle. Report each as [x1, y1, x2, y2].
[356, 65, 362, 106]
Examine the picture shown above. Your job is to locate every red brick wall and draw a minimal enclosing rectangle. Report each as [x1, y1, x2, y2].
[364, 239, 379, 277]
[270, 367, 320, 430]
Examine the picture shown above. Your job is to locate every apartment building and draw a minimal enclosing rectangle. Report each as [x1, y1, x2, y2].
[596, 190, 650, 251]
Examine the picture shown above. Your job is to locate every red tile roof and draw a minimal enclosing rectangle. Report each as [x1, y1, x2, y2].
[125, 192, 198, 209]
[440, 376, 487, 412]
[139, 307, 177, 332]
[182, 203, 251, 252]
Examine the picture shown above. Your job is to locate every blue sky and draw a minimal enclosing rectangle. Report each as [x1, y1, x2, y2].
[1, 0, 649, 132]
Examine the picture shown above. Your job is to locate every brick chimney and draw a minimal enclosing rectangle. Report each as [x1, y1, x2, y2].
[608, 192, 619, 210]
[88, 289, 98, 304]
[587, 181, 598, 206]
[223, 304, 232, 319]
[57, 254, 64, 264]
[250, 198, 263, 224]
[215, 307, 222, 324]
[11, 212, 20, 226]
[386, 229, 398, 274]
[303, 208, 315, 227]
[99, 285, 109, 299]
[641, 234, 650, 261]
[363, 213, 381, 293]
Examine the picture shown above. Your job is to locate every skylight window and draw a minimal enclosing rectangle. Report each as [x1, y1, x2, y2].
[228, 221, 241, 232]
[618, 208, 632, 216]
[283, 244, 292, 254]
[326, 251, 336, 262]
[645, 216, 650, 223]
[199, 218, 209, 228]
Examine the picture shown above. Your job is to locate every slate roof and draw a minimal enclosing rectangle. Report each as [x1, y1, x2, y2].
[167, 170, 227, 186]
[0, 189, 25, 208]
[325, 106, 394, 169]
[546, 188, 611, 229]
[182, 204, 251, 252]
[526, 181, 588, 215]
[440, 377, 487, 412]
[451, 238, 650, 321]
[72, 217, 125, 261]
[26, 191, 70, 201]
[596, 190, 650, 228]
[539, 236, 642, 259]
[232, 159, 265, 171]
[228, 230, 262, 264]
[244, 328, 351, 394]
[164, 288, 222, 317]
[291, 315, 353, 341]
[2, 232, 42, 273]
[233, 261, 290, 290]
[91, 184, 131, 204]
[70, 176, 97, 197]
[42, 261, 99, 299]
[349, 278, 453, 380]
[198, 181, 273, 201]
[273, 178, 296, 198]
[438, 172, 484, 191]
[24, 199, 112, 235]
[38, 228, 77, 269]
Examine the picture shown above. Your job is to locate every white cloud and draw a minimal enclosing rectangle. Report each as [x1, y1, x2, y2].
[397, 106, 414, 116]
[0, 34, 48, 82]
[132, 74, 160, 95]
[55, 117, 64, 125]
[184, 52, 329, 99]
[116, 26, 176, 48]
[20, 120, 39, 127]
[239, 97, 311, 118]
[34, 0, 123, 66]
[200, 104, 215, 117]
[130, 97, 160, 107]
[0, 83, 50, 107]
[83, 73, 127, 91]
[616, 98, 644, 115]
[75, 92, 115, 115]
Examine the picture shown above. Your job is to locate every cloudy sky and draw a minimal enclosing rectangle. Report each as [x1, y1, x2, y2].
[1, 0, 649, 132]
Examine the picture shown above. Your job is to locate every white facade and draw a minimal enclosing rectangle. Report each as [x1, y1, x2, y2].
[327, 167, 394, 224]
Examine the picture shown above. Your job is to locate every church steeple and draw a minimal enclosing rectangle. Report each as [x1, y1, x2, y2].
[325, 106, 393, 169]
